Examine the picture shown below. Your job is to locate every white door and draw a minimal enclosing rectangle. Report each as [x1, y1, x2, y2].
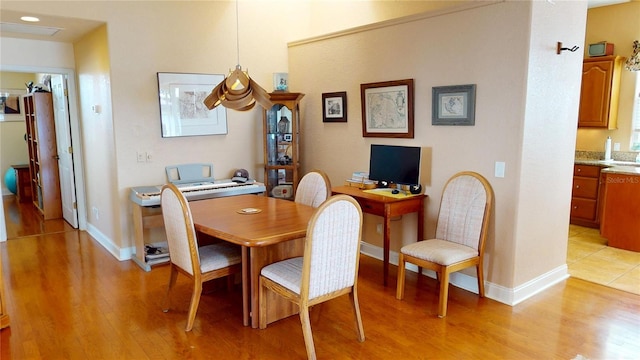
[51, 74, 78, 228]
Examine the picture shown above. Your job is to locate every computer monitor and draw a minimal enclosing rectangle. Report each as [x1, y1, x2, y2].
[368, 144, 421, 186]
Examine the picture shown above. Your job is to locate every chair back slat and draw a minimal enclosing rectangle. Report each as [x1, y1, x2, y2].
[161, 184, 199, 275]
[435, 174, 488, 250]
[302, 195, 362, 299]
[295, 170, 332, 208]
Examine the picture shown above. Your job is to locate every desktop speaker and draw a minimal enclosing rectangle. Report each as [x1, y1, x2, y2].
[409, 184, 422, 195]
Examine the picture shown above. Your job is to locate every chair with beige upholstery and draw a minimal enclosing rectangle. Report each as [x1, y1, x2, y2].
[396, 171, 494, 318]
[295, 169, 332, 208]
[160, 183, 242, 331]
[259, 194, 365, 360]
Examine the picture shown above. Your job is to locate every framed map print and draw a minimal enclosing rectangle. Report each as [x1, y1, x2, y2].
[360, 79, 414, 138]
[432, 84, 476, 126]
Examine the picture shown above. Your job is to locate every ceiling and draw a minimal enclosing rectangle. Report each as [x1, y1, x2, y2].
[0, 1, 631, 44]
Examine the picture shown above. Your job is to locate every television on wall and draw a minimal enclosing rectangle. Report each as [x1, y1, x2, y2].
[368, 144, 421, 187]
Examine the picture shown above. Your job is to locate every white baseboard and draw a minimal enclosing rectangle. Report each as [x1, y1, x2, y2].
[87, 223, 133, 261]
[359, 241, 569, 307]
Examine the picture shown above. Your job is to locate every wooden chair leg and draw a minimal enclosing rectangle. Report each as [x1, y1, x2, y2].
[349, 288, 365, 342]
[163, 265, 179, 312]
[396, 253, 406, 300]
[258, 277, 267, 329]
[438, 268, 450, 318]
[299, 304, 316, 360]
[476, 263, 485, 298]
[185, 280, 203, 331]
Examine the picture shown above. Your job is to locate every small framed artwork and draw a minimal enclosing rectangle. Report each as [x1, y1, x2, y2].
[361, 79, 414, 138]
[157, 72, 228, 137]
[432, 84, 476, 126]
[322, 91, 347, 123]
[0, 89, 26, 122]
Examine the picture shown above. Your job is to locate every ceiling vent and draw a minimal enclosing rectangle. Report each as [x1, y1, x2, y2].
[0, 22, 63, 36]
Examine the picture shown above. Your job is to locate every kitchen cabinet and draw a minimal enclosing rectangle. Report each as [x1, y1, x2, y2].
[570, 164, 604, 228]
[600, 172, 640, 252]
[577, 56, 623, 129]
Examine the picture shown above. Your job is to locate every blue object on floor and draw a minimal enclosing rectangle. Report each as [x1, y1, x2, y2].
[4, 167, 17, 194]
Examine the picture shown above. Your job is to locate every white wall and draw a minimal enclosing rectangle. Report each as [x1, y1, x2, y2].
[290, 0, 586, 302]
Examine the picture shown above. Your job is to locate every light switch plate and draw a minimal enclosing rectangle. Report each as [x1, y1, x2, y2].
[495, 161, 505, 178]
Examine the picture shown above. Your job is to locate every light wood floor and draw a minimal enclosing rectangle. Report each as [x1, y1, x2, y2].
[1, 195, 639, 359]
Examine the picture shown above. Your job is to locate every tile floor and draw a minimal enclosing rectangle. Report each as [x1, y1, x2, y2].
[567, 224, 640, 295]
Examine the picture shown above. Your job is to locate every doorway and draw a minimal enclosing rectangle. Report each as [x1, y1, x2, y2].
[0, 66, 87, 240]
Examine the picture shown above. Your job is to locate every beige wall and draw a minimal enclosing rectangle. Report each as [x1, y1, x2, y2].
[0, 1, 445, 254]
[291, 0, 586, 298]
[576, 1, 640, 152]
[0, 72, 34, 194]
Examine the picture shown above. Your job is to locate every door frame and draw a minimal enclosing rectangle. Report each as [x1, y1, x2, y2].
[0, 65, 87, 236]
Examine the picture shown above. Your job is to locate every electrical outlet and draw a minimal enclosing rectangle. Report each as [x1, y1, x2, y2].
[136, 151, 145, 162]
[376, 224, 383, 234]
[92, 206, 99, 220]
[146, 152, 153, 162]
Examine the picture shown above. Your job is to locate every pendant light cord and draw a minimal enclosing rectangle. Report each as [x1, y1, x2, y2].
[235, 0, 240, 69]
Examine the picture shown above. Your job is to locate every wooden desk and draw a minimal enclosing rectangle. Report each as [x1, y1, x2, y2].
[189, 195, 316, 328]
[332, 186, 426, 286]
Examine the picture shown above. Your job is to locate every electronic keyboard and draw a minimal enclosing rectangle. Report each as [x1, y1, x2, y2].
[130, 180, 266, 206]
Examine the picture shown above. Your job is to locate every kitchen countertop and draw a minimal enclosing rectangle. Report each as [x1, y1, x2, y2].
[575, 159, 640, 175]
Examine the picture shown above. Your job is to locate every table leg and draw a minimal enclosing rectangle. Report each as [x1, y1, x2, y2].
[383, 208, 391, 286]
[242, 246, 249, 327]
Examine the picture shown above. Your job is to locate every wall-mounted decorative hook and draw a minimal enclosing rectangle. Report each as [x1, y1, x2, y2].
[557, 42, 579, 54]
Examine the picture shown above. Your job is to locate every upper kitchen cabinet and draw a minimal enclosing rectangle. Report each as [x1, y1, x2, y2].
[578, 56, 624, 129]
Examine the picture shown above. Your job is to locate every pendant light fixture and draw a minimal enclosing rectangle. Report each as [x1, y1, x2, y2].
[204, 0, 273, 111]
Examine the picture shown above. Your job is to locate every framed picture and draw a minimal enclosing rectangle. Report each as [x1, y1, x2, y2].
[360, 79, 414, 138]
[0, 89, 26, 122]
[157, 72, 227, 137]
[322, 91, 347, 123]
[432, 84, 476, 126]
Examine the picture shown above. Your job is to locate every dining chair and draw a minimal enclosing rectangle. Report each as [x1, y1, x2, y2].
[295, 169, 332, 208]
[160, 183, 242, 331]
[396, 171, 494, 318]
[259, 194, 365, 360]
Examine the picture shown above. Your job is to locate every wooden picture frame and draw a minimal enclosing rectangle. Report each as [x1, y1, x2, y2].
[157, 72, 227, 137]
[432, 84, 476, 126]
[360, 79, 414, 138]
[322, 91, 347, 123]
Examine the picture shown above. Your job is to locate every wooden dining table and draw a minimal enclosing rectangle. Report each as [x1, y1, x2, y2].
[189, 194, 316, 328]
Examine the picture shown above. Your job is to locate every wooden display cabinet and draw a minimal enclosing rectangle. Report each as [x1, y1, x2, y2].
[263, 92, 304, 199]
[578, 56, 624, 129]
[23, 93, 63, 219]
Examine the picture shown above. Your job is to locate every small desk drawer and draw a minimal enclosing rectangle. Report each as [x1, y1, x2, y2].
[573, 165, 600, 178]
[354, 198, 385, 216]
[571, 177, 599, 199]
[571, 198, 597, 221]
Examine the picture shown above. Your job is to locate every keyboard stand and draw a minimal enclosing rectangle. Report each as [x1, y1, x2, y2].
[130, 181, 265, 271]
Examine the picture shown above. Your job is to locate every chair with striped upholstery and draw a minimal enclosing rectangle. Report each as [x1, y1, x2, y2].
[258, 194, 365, 360]
[396, 171, 494, 318]
[295, 169, 332, 208]
[160, 183, 241, 331]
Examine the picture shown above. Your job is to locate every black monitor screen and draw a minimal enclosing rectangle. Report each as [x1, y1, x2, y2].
[368, 144, 421, 186]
